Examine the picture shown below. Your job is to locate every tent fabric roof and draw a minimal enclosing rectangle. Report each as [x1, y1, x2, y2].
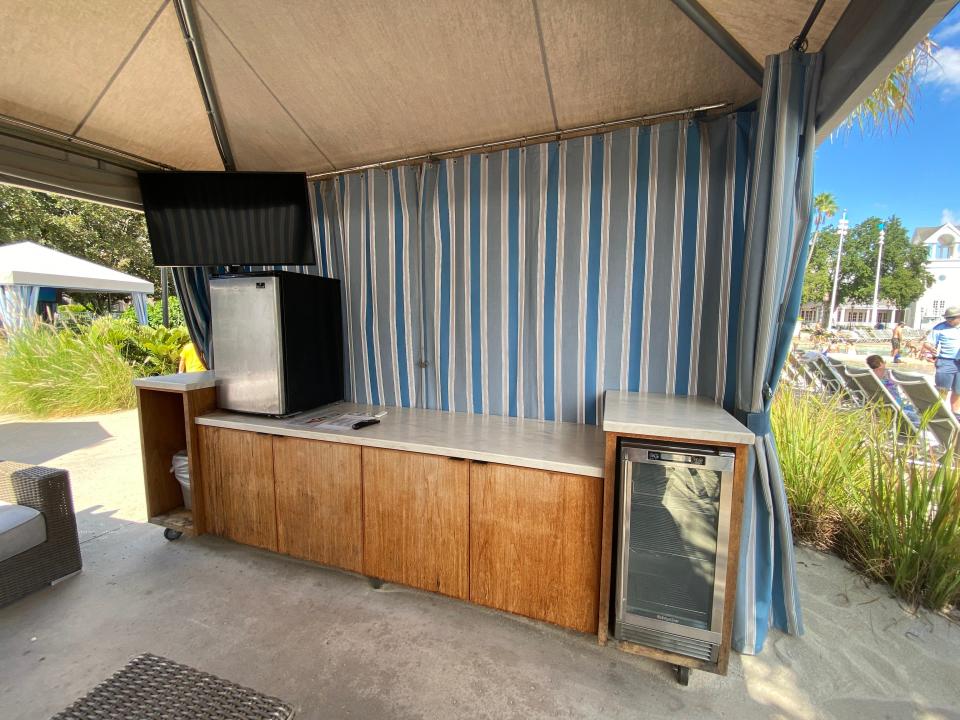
[0, 0, 951, 208]
[0, 0, 850, 176]
[0, 241, 154, 294]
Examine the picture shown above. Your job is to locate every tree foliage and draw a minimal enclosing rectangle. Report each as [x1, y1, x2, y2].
[842, 37, 936, 135]
[803, 216, 933, 310]
[0, 184, 157, 289]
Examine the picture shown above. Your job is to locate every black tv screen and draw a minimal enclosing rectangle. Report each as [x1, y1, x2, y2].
[138, 171, 315, 266]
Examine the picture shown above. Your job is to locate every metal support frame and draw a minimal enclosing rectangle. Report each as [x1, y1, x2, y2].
[307, 102, 729, 180]
[173, 0, 236, 171]
[670, 0, 764, 85]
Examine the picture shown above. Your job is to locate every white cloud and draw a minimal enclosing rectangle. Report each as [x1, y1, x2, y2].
[925, 46, 960, 96]
[942, 208, 959, 226]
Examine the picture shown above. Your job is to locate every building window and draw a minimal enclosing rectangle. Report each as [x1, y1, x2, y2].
[800, 309, 818, 322]
[934, 300, 946, 315]
[847, 310, 867, 323]
[936, 244, 951, 259]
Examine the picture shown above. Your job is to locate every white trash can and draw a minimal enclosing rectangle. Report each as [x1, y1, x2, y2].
[170, 451, 191, 509]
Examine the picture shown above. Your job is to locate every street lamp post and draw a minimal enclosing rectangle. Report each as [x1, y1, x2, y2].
[870, 222, 886, 326]
[827, 212, 849, 331]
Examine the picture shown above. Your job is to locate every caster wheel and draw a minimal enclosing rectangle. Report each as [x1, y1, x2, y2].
[368, 577, 384, 589]
[163, 528, 183, 541]
[675, 665, 690, 686]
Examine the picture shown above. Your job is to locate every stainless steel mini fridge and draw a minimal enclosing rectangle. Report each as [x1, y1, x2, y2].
[615, 441, 735, 663]
[210, 272, 342, 415]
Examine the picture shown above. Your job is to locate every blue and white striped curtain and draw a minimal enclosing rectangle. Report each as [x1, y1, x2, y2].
[311, 169, 422, 408]
[172, 267, 214, 368]
[418, 116, 752, 422]
[0, 284, 40, 331]
[733, 50, 821, 654]
[131, 291, 149, 325]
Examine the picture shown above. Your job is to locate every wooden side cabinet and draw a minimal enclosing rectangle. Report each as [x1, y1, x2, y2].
[469, 463, 602, 633]
[274, 436, 362, 573]
[362, 447, 469, 599]
[199, 426, 278, 552]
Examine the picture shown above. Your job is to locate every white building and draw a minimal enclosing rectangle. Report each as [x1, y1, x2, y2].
[904, 222, 960, 330]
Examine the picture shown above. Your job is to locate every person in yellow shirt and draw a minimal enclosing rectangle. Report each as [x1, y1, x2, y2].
[178, 341, 206, 373]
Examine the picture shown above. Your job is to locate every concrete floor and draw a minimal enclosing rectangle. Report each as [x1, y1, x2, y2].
[1, 411, 959, 720]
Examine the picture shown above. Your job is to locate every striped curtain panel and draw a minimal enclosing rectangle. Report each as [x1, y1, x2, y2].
[418, 115, 752, 423]
[733, 50, 821, 655]
[311, 168, 422, 408]
[0, 284, 39, 332]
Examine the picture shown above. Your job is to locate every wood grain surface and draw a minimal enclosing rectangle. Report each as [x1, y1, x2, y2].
[362, 447, 469, 599]
[137, 388, 189, 519]
[274, 436, 362, 572]
[199, 426, 278, 551]
[469, 462, 602, 633]
[182, 387, 217, 534]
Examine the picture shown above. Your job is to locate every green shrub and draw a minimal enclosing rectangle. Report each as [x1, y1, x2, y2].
[844, 426, 960, 610]
[120, 296, 185, 328]
[774, 388, 960, 610]
[771, 389, 869, 549]
[0, 315, 192, 417]
[0, 321, 137, 416]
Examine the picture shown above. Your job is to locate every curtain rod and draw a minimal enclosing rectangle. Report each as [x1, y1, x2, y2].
[307, 102, 730, 180]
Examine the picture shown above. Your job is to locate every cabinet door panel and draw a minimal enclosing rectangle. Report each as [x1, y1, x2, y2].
[274, 436, 362, 572]
[362, 448, 468, 599]
[198, 426, 277, 551]
[470, 463, 601, 633]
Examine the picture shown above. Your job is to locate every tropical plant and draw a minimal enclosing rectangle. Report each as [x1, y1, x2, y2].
[771, 388, 869, 548]
[0, 321, 137, 416]
[843, 421, 960, 610]
[842, 37, 937, 135]
[808, 192, 838, 255]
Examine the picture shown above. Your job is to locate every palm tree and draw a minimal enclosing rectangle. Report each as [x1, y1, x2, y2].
[809, 192, 838, 254]
[842, 37, 937, 134]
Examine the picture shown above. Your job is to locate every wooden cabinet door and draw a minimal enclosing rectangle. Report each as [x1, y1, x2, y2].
[273, 436, 362, 572]
[362, 447, 469, 599]
[470, 463, 602, 633]
[198, 426, 277, 551]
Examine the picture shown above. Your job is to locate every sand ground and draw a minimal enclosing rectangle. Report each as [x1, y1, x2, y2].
[1, 410, 958, 719]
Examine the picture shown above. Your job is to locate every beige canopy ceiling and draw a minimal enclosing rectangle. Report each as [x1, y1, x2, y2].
[0, 0, 853, 178]
[0, 0, 953, 209]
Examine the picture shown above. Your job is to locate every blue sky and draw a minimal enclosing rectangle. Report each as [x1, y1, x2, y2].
[815, 5, 960, 234]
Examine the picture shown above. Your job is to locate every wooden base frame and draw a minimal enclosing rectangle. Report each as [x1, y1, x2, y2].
[137, 385, 217, 537]
[597, 430, 750, 676]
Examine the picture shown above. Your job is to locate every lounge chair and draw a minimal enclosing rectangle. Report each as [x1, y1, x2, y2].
[0, 463, 82, 607]
[826, 357, 866, 405]
[890, 369, 960, 450]
[843, 365, 917, 438]
[807, 355, 844, 396]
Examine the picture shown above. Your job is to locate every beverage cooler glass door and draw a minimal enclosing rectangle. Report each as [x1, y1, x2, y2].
[617, 442, 734, 651]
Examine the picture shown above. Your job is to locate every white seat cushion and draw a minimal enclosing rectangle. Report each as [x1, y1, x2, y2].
[0, 500, 47, 563]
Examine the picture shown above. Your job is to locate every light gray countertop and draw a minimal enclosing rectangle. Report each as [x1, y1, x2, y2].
[133, 372, 217, 392]
[196, 402, 607, 478]
[602, 390, 754, 445]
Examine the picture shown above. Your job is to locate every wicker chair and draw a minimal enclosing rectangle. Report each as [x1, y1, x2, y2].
[0, 462, 82, 608]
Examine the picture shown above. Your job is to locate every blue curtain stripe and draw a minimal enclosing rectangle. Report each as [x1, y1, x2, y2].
[308, 114, 753, 426]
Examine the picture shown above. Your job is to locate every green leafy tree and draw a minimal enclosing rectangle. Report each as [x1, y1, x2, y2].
[0, 184, 158, 299]
[805, 216, 933, 312]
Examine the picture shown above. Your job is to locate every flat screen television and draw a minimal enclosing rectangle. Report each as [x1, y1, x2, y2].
[138, 171, 315, 266]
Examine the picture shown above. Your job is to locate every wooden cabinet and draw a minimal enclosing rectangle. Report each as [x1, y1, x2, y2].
[362, 447, 469, 599]
[273, 436, 362, 573]
[469, 462, 602, 633]
[199, 426, 278, 551]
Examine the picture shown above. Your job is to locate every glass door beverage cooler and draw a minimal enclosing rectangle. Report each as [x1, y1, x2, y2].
[615, 441, 735, 664]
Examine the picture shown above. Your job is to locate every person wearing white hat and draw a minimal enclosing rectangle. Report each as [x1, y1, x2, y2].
[922, 305, 960, 415]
